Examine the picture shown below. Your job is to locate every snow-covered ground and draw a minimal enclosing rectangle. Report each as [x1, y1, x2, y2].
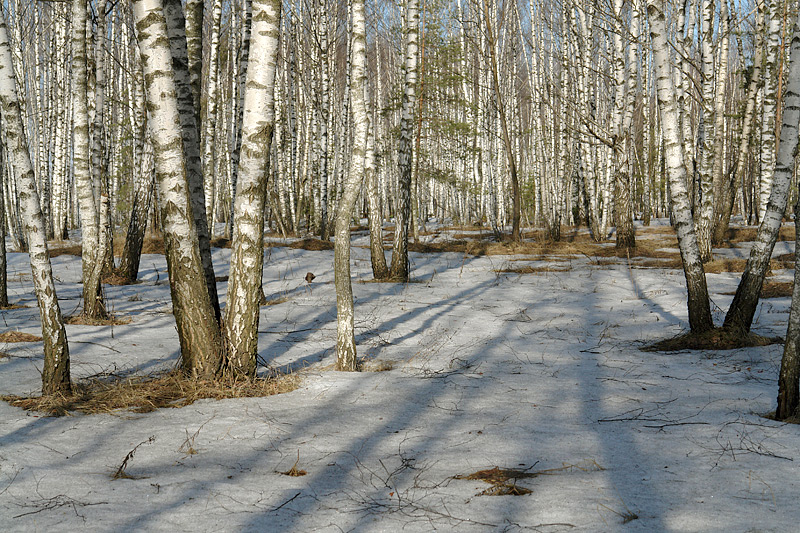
[0, 228, 798, 532]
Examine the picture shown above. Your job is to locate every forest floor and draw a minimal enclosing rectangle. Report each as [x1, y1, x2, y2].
[0, 219, 798, 532]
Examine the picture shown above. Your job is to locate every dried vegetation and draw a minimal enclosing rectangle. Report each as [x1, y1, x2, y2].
[2, 370, 300, 416]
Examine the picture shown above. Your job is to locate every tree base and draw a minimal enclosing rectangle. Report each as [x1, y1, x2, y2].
[643, 327, 782, 352]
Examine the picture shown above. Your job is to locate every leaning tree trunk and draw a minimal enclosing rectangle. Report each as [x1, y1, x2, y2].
[648, 0, 714, 333]
[72, 0, 105, 320]
[390, 0, 419, 282]
[0, 11, 70, 395]
[724, 1, 800, 337]
[224, 0, 281, 377]
[132, 0, 223, 379]
[335, 0, 369, 371]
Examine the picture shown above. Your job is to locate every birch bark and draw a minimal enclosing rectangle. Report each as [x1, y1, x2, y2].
[132, 0, 223, 378]
[224, 0, 281, 377]
[335, 0, 369, 370]
[648, 0, 714, 333]
[0, 11, 71, 395]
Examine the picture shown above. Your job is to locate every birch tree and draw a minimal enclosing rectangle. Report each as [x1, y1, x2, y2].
[73, 0, 105, 319]
[0, 9, 70, 395]
[390, 0, 419, 282]
[774, 7, 800, 420]
[132, 0, 223, 378]
[224, 0, 282, 377]
[648, 0, 714, 333]
[335, 0, 369, 371]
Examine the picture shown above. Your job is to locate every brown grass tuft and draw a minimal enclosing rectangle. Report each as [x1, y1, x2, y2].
[724, 225, 795, 243]
[0, 331, 42, 342]
[454, 460, 604, 497]
[141, 237, 166, 255]
[496, 265, 572, 274]
[263, 296, 290, 306]
[64, 315, 132, 326]
[289, 238, 334, 251]
[210, 236, 231, 249]
[760, 281, 794, 298]
[103, 272, 138, 286]
[644, 327, 782, 352]
[48, 244, 83, 258]
[1, 370, 300, 416]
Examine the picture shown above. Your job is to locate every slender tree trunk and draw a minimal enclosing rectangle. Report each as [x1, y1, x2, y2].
[73, 0, 105, 319]
[335, 0, 369, 371]
[390, 0, 419, 281]
[132, 0, 223, 379]
[0, 11, 70, 395]
[224, 0, 281, 377]
[648, 0, 714, 333]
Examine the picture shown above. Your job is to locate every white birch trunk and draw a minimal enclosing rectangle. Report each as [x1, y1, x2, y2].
[224, 0, 281, 377]
[0, 11, 71, 395]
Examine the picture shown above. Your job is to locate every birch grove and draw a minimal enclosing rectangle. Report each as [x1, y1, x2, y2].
[0, 0, 796, 388]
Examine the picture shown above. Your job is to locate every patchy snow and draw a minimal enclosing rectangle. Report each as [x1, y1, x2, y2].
[0, 227, 798, 532]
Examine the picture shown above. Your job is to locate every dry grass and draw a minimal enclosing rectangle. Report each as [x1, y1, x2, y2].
[2, 370, 301, 416]
[719, 281, 794, 299]
[289, 238, 334, 251]
[0, 331, 42, 342]
[210, 236, 231, 249]
[724, 225, 796, 243]
[64, 315, 132, 326]
[48, 244, 82, 258]
[760, 281, 794, 298]
[141, 236, 166, 255]
[496, 265, 573, 274]
[454, 460, 605, 497]
[644, 327, 782, 352]
[263, 296, 290, 306]
[103, 272, 138, 286]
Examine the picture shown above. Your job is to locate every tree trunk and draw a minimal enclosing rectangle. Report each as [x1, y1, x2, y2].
[132, 0, 223, 379]
[72, 0, 105, 320]
[163, 0, 220, 320]
[224, 0, 281, 377]
[714, 0, 764, 243]
[0, 11, 70, 395]
[335, 0, 369, 371]
[648, 0, 714, 333]
[724, 1, 800, 336]
[777, 200, 800, 419]
[390, 0, 419, 281]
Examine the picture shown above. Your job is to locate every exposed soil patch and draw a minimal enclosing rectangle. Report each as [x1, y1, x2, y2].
[2, 370, 300, 416]
[0, 331, 42, 342]
[644, 327, 782, 352]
